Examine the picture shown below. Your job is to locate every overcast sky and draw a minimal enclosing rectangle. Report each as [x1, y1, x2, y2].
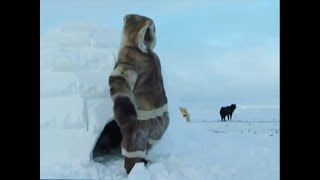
[41, 0, 279, 107]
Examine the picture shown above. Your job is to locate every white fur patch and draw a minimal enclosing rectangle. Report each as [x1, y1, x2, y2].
[119, 30, 127, 50]
[122, 148, 146, 158]
[136, 104, 168, 120]
[119, 18, 127, 50]
[148, 23, 156, 50]
[111, 92, 132, 102]
[124, 70, 138, 90]
[138, 25, 149, 53]
[110, 67, 138, 90]
[110, 67, 123, 76]
[147, 138, 159, 145]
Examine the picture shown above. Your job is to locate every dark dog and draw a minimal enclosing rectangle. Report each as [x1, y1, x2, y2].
[220, 104, 236, 121]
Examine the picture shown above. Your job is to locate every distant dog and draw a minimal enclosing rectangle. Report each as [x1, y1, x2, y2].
[220, 104, 236, 121]
[179, 107, 190, 122]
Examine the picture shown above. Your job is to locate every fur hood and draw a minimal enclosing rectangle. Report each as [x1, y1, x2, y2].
[120, 14, 156, 53]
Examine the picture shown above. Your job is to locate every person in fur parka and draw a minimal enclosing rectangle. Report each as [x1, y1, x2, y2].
[109, 14, 169, 174]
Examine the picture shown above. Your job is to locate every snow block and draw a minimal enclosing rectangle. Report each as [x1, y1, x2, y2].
[74, 71, 111, 98]
[40, 95, 86, 129]
[40, 129, 97, 165]
[49, 48, 116, 72]
[50, 49, 82, 71]
[89, 28, 120, 49]
[86, 97, 114, 133]
[40, 48, 58, 70]
[40, 23, 119, 72]
[40, 71, 77, 98]
[73, 48, 116, 71]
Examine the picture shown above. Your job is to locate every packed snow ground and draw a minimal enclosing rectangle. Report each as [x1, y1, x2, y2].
[40, 24, 279, 180]
[40, 118, 279, 180]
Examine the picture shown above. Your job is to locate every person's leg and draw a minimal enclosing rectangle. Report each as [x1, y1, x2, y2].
[147, 112, 170, 150]
[120, 122, 149, 174]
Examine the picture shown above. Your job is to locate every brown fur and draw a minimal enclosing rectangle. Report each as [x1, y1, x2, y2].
[109, 14, 169, 174]
[115, 47, 167, 110]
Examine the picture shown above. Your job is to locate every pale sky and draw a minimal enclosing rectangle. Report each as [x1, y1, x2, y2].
[40, 0, 279, 106]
